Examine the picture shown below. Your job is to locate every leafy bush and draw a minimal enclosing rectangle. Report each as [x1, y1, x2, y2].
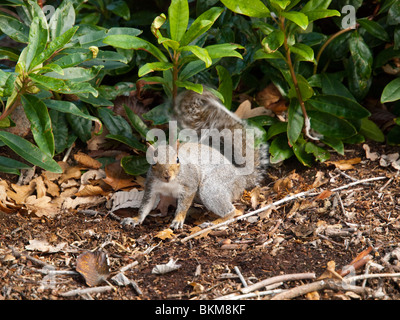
[0, 0, 140, 173]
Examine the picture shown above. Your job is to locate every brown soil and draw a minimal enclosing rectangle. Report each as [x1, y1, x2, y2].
[0, 142, 399, 301]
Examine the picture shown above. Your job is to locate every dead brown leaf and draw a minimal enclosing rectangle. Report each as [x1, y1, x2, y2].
[25, 195, 60, 218]
[8, 181, 36, 204]
[74, 152, 102, 169]
[59, 166, 82, 184]
[155, 228, 175, 240]
[76, 250, 110, 287]
[234, 100, 273, 119]
[325, 158, 361, 170]
[75, 185, 109, 197]
[103, 161, 139, 191]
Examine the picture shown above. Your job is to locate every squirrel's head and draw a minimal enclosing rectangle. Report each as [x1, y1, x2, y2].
[149, 143, 180, 183]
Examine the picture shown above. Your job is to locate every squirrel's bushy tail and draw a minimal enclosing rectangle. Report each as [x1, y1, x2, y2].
[173, 89, 269, 188]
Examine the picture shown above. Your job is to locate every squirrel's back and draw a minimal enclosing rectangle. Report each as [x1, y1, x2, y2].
[173, 89, 269, 188]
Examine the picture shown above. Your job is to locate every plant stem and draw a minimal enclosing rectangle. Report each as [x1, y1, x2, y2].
[172, 51, 180, 101]
[280, 18, 318, 141]
[313, 28, 353, 75]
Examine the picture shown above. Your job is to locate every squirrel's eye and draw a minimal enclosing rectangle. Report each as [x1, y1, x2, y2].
[176, 157, 180, 164]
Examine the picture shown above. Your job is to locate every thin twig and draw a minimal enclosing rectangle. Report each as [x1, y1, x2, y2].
[181, 189, 315, 243]
[59, 285, 114, 297]
[234, 266, 248, 288]
[241, 272, 316, 294]
[343, 272, 400, 283]
[215, 289, 286, 300]
[271, 279, 372, 300]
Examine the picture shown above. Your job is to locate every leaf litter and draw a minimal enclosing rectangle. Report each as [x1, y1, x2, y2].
[0, 139, 400, 300]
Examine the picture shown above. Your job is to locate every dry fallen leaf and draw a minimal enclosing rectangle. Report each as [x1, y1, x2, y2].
[59, 165, 82, 184]
[326, 158, 361, 170]
[74, 152, 102, 169]
[8, 181, 36, 204]
[75, 185, 109, 197]
[25, 195, 60, 218]
[234, 100, 273, 119]
[152, 258, 181, 274]
[25, 239, 67, 253]
[76, 250, 110, 287]
[103, 161, 139, 191]
[155, 228, 175, 240]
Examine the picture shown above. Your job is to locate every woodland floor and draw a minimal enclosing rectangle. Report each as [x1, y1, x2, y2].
[0, 141, 400, 301]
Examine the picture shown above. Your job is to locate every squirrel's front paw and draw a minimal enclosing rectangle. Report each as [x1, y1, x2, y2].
[121, 217, 141, 229]
[170, 218, 184, 230]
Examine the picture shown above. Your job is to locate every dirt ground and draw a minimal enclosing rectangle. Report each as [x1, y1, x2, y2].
[0, 141, 399, 301]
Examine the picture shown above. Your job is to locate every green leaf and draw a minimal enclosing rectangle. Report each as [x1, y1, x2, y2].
[175, 81, 203, 94]
[288, 74, 314, 101]
[293, 137, 314, 166]
[106, 134, 146, 151]
[220, 0, 270, 18]
[29, 74, 98, 97]
[308, 110, 357, 139]
[123, 104, 149, 139]
[281, 11, 309, 30]
[168, 0, 189, 42]
[262, 30, 284, 53]
[0, 47, 20, 61]
[44, 99, 103, 133]
[121, 155, 150, 176]
[49, 109, 76, 154]
[44, 66, 103, 82]
[52, 51, 93, 68]
[304, 9, 340, 22]
[348, 32, 373, 100]
[0, 131, 61, 173]
[307, 95, 370, 119]
[381, 77, 400, 103]
[31, 26, 78, 68]
[387, 125, 400, 145]
[48, 2, 75, 40]
[106, 0, 131, 20]
[205, 43, 244, 59]
[180, 7, 224, 46]
[287, 99, 304, 145]
[216, 65, 233, 110]
[290, 43, 315, 62]
[305, 142, 330, 162]
[0, 156, 31, 175]
[104, 35, 168, 62]
[266, 121, 287, 141]
[26, 16, 49, 71]
[270, 0, 291, 10]
[21, 94, 55, 157]
[138, 62, 174, 77]
[142, 102, 170, 125]
[0, 70, 17, 97]
[0, 14, 29, 43]
[180, 45, 212, 67]
[359, 118, 385, 142]
[357, 18, 390, 42]
[269, 134, 293, 164]
[65, 104, 92, 142]
[253, 49, 286, 61]
[322, 136, 344, 155]
[97, 107, 133, 138]
[387, 1, 400, 25]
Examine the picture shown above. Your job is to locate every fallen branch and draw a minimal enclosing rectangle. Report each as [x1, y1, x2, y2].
[344, 272, 400, 284]
[271, 279, 373, 300]
[181, 189, 315, 243]
[181, 176, 387, 243]
[59, 285, 114, 297]
[240, 272, 316, 294]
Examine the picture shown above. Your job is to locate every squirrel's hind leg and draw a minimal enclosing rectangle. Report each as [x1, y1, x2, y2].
[199, 182, 236, 218]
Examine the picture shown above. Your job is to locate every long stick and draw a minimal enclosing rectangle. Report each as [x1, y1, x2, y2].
[181, 189, 314, 243]
[181, 176, 386, 243]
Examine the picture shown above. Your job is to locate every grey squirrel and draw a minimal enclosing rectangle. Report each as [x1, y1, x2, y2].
[122, 89, 269, 230]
